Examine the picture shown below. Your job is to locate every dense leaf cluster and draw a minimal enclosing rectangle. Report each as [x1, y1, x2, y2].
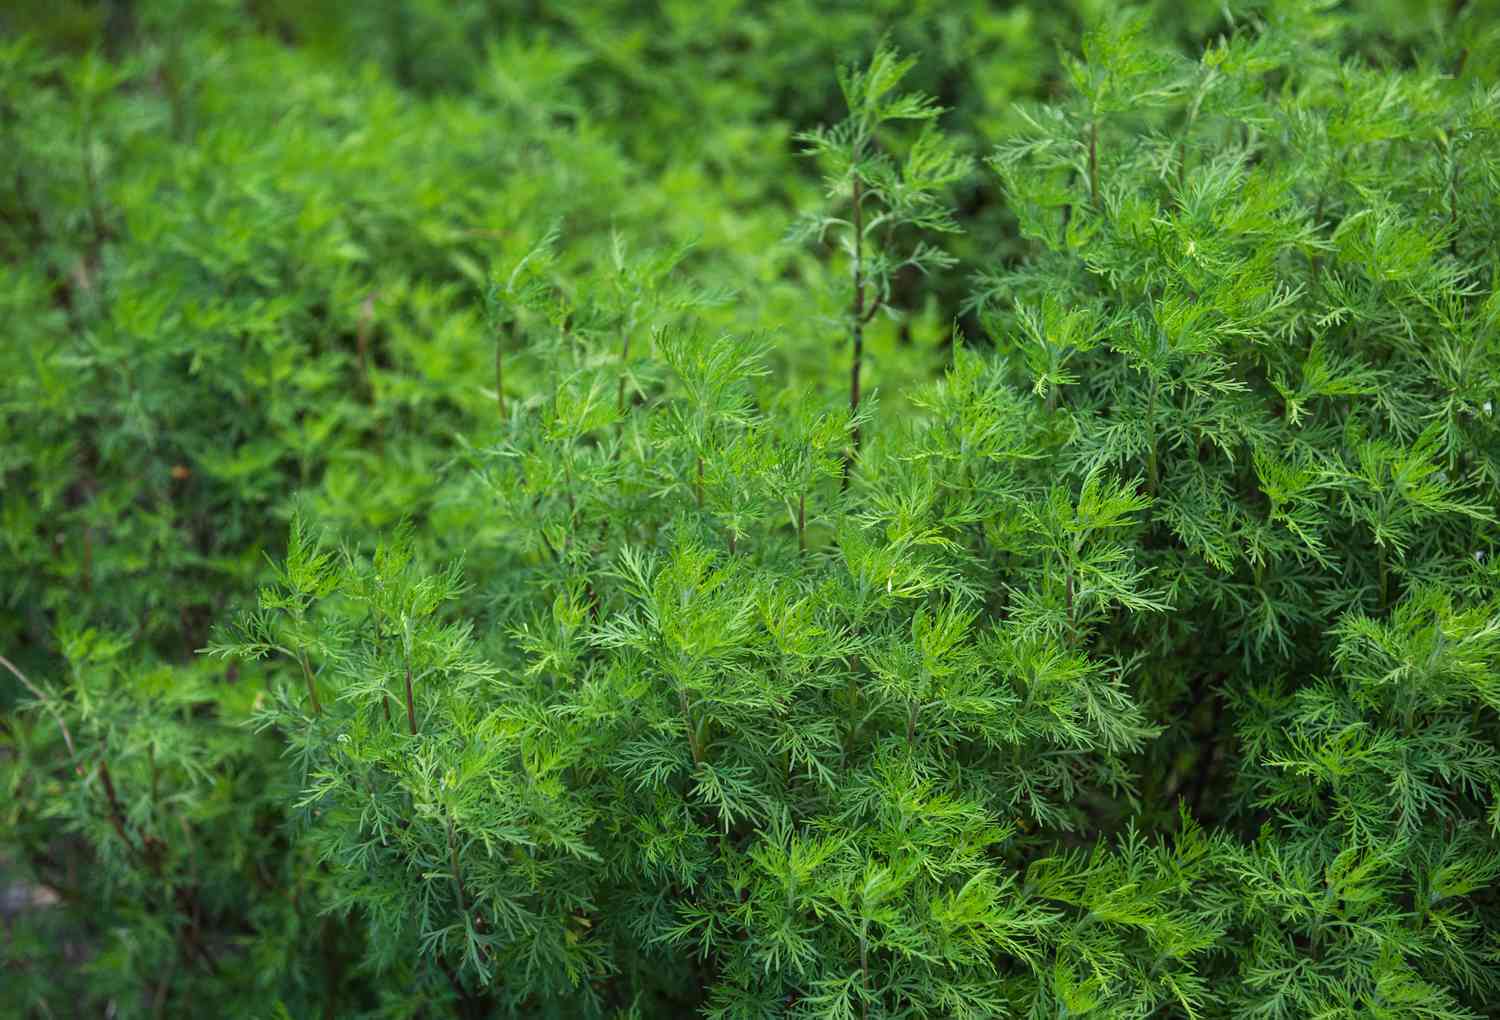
[3, 2, 1499, 1018]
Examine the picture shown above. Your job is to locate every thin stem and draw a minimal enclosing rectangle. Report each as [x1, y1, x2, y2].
[81, 101, 107, 257]
[371, 610, 395, 727]
[538, 526, 561, 563]
[1311, 150, 1348, 286]
[618, 329, 632, 415]
[357, 293, 376, 403]
[678, 686, 703, 767]
[1088, 118, 1100, 208]
[859, 923, 871, 1020]
[3, 654, 219, 975]
[97, 758, 137, 856]
[151, 957, 178, 1019]
[0, 654, 78, 763]
[1145, 374, 1160, 497]
[82, 518, 94, 595]
[841, 654, 864, 765]
[844, 175, 867, 489]
[563, 457, 577, 555]
[149, 741, 160, 811]
[446, 814, 469, 917]
[495, 321, 506, 417]
[1065, 565, 1076, 641]
[797, 491, 807, 553]
[403, 647, 418, 736]
[1447, 140, 1460, 258]
[437, 955, 475, 1020]
[1378, 547, 1390, 613]
[297, 648, 322, 716]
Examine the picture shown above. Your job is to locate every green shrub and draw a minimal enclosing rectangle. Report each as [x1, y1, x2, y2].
[3, 1, 1499, 1018]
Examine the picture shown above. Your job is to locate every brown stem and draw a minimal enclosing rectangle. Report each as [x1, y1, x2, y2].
[320, 916, 342, 1020]
[100, 753, 220, 974]
[403, 651, 418, 736]
[151, 956, 178, 1019]
[437, 954, 467, 1009]
[82, 523, 94, 594]
[356, 293, 376, 403]
[97, 759, 137, 856]
[171, 885, 221, 973]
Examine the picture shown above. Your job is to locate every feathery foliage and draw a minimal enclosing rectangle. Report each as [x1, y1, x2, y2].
[3, 1, 1499, 1017]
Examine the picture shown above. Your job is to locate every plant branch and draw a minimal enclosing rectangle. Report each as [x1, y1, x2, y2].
[0, 653, 78, 764]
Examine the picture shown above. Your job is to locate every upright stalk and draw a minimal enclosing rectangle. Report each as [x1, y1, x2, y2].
[495, 323, 506, 417]
[403, 644, 417, 736]
[357, 293, 376, 403]
[618, 330, 632, 415]
[844, 175, 871, 488]
[850, 177, 866, 434]
[1445, 138, 1460, 258]
[1144, 374, 1160, 497]
[97, 758, 136, 855]
[1378, 546, 1390, 613]
[446, 814, 469, 917]
[1088, 119, 1100, 208]
[1065, 563, 1077, 643]
[678, 686, 703, 767]
[859, 920, 871, 1020]
[81, 96, 107, 270]
[298, 648, 322, 716]
[148, 741, 160, 810]
[371, 615, 395, 727]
